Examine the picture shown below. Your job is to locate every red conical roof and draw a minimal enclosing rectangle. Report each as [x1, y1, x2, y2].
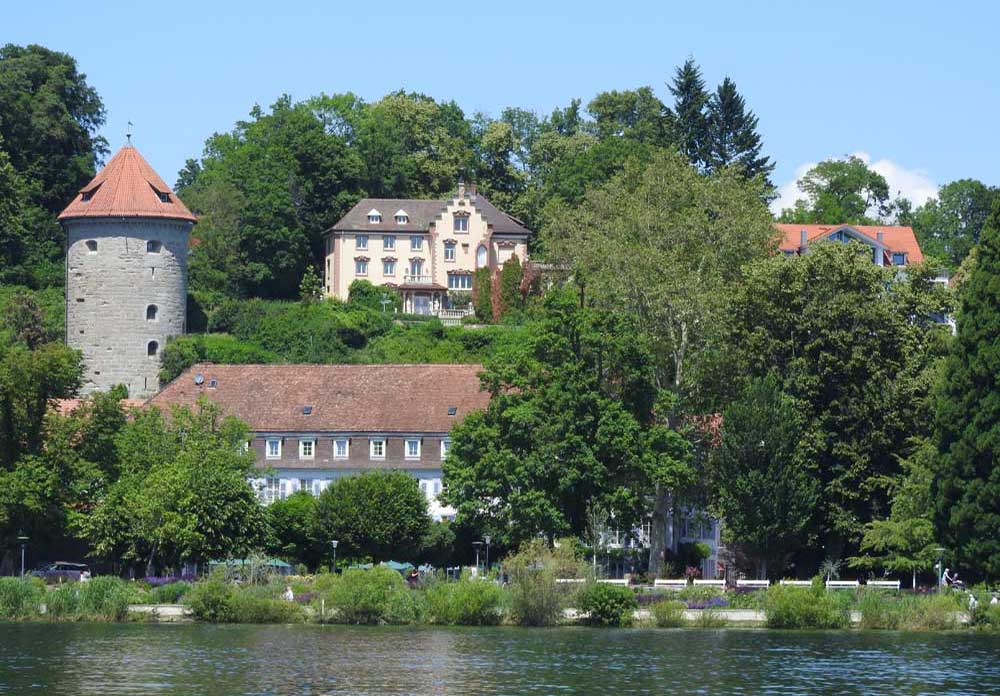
[58, 144, 196, 223]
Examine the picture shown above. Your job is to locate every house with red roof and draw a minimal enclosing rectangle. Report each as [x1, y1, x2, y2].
[773, 223, 923, 267]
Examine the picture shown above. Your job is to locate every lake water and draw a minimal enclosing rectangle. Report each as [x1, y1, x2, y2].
[2, 623, 999, 695]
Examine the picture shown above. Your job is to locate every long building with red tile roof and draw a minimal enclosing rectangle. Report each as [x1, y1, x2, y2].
[774, 223, 923, 266]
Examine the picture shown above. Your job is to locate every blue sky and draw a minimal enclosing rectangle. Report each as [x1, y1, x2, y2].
[8, 0, 999, 211]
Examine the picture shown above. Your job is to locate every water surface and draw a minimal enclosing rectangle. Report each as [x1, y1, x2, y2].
[1, 623, 999, 695]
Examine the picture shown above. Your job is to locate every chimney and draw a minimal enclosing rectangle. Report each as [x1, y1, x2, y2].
[876, 231, 885, 243]
[470, 182, 477, 196]
[458, 181, 466, 198]
[799, 229, 808, 249]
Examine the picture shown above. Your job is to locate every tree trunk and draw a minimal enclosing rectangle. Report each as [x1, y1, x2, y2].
[648, 486, 670, 577]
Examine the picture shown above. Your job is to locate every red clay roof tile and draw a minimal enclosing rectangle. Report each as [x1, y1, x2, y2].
[773, 223, 923, 264]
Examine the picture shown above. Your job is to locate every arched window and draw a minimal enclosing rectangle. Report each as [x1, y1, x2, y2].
[147, 240, 162, 254]
[147, 341, 159, 357]
[146, 305, 158, 321]
[85, 240, 98, 253]
[476, 244, 487, 269]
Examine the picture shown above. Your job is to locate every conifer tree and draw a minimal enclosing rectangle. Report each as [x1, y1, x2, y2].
[934, 199, 1000, 580]
[668, 59, 710, 169]
[706, 77, 774, 182]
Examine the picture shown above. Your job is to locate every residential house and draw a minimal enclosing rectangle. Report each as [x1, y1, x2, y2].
[145, 363, 489, 520]
[323, 183, 531, 316]
[774, 223, 923, 266]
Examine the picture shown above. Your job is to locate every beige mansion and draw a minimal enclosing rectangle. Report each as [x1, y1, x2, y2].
[323, 183, 532, 315]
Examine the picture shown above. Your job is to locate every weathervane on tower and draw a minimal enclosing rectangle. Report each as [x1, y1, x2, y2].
[126, 120, 133, 145]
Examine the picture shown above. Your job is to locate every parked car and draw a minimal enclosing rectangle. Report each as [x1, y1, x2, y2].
[32, 562, 90, 583]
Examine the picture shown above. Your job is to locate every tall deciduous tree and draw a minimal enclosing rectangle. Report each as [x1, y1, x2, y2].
[905, 179, 999, 269]
[933, 200, 1000, 581]
[708, 376, 817, 579]
[779, 155, 892, 224]
[706, 77, 774, 182]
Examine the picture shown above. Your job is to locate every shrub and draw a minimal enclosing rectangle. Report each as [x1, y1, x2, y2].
[651, 599, 687, 628]
[186, 573, 236, 622]
[0, 577, 44, 619]
[898, 593, 960, 631]
[186, 573, 304, 623]
[150, 581, 192, 604]
[324, 566, 419, 625]
[225, 591, 305, 624]
[46, 584, 81, 619]
[78, 577, 131, 621]
[578, 583, 638, 627]
[764, 580, 848, 629]
[425, 577, 506, 626]
[695, 606, 728, 628]
[504, 540, 585, 627]
[859, 591, 900, 630]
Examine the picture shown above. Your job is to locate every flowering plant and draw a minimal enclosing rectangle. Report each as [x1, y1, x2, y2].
[684, 566, 702, 580]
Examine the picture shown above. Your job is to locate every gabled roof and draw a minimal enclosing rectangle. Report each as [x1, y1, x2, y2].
[773, 223, 923, 264]
[58, 145, 196, 223]
[147, 363, 489, 433]
[328, 187, 532, 236]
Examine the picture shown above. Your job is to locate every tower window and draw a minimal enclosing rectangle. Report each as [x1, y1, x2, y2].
[147, 341, 159, 357]
[85, 240, 98, 253]
[81, 191, 93, 202]
[157, 192, 170, 203]
[147, 240, 162, 254]
[146, 305, 158, 321]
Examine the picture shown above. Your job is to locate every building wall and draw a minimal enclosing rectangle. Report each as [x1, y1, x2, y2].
[65, 218, 190, 397]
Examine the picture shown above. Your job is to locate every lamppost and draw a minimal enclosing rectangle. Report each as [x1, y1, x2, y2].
[935, 547, 946, 593]
[484, 536, 492, 574]
[331, 540, 339, 573]
[380, 294, 392, 313]
[472, 541, 483, 576]
[16, 532, 28, 578]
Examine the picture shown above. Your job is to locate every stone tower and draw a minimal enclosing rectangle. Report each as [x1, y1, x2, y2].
[58, 144, 196, 398]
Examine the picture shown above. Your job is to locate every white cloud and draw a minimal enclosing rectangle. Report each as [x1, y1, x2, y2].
[771, 152, 938, 216]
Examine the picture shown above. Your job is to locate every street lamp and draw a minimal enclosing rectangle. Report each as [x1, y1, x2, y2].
[16, 532, 28, 578]
[483, 536, 492, 574]
[935, 547, 946, 593]
[331, 540, 339, 573]
[472, 541, 483, 576]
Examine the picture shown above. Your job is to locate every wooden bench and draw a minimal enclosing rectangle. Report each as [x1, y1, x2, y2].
[866, 580, 901, 590]
[693, 579, 725, 588]
[598, 579, 629, 586]
[555, 578, 585, 584]
[654, 578, 689, 590]
[736, 579, 770, 589]
[826, 580, 860, 590]
[779, 579, 812, 587]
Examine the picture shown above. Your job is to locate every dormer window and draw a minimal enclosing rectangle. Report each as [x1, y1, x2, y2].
[158, 192, 170, 203]
[81, 191, 93, 202]
[367, 209, 382, 224]
[395, 210, 409, 225]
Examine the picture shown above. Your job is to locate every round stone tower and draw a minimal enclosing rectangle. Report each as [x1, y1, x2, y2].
[58, 144, 196, 398]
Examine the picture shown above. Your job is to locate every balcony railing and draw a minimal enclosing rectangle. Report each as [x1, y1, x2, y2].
[403, 273, 435, 284]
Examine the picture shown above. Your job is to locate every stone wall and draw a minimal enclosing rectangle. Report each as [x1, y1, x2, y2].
[65, 218, 191, 398]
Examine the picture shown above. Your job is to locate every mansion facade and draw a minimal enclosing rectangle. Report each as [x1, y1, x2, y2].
[146, 363, 490, 520]
[323, 183, 531, 316]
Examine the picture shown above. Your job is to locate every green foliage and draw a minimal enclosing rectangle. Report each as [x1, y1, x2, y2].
[0, 577, 44, 619]
[708, 376, 817, 579]
[419, 521, 456, 568]
[323, 566, 421, 625]
[778, 155, 892, 224]
[348, 280, 401, 313]
[45, 583, 80, 619]
[425, 577, 506, 625]
[859, 591, 961, 631]
[764, 582, 849, 629]
[578, 582, 638, 627]
[185, 572, 304, 624]
[298, 265, 324, 302]
[77, 576, 130, 621]
[705, 77, 773, 182]
[504, 539, 586, 627]
[149, 581, 192, 604]
[498, 255, 524, 316]
[669, 58, 710, 169]
[314, 471, 430, 562]
[934, 199, 1000, 581]
[159, 333, 280, 383]
[473, 267, 493, 322]
[904, 179, 998, 269]
[445, 289, 690, 547]
[0, 44, 107, 287]
[266, 491, 325, 569]
[651, 599, 687, 627]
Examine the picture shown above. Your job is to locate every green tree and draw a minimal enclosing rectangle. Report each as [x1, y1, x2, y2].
[0, 44, 107, 287]
[497, 255, 524, 317]
[779, 155, 892, 224]
[850, 438, 938, 588]
[707, 376, 817, 579]
[266, 490, 325, 569]
[80, 399, 268, 572]
[905, 179, 998, 269]
[706, 77, 774, 182]
[933, 200, 1000, 581]
[669, 58, 711, 168]
[587, 87, 672, 146]
[313, 471, 430, 562]
[443, 290, 691, 548]
[722, 243, 952, 563]
[299, 265, 323, 303]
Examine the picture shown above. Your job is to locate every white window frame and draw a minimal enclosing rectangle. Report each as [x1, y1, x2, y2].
[383, 235, 395, 250]
[266, 438, 282, 459]
[356, 234, 369, 250]
[355, 259, 368, 276]
[410, 235, 423, 251]
[383, 259, 396, 276]
[448, 274, 472, 290]
[334, 438, 349, 459]
[454, 215, 469, 232]
[262, 477, 281, 504]
[405, 438, 421, 460]
[395, 214, 408, 225]
[299, 438, 315, 460]
[370, 438, 386, 460]
[441, 438, 450, 460]
[444, 242, 456, 262]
